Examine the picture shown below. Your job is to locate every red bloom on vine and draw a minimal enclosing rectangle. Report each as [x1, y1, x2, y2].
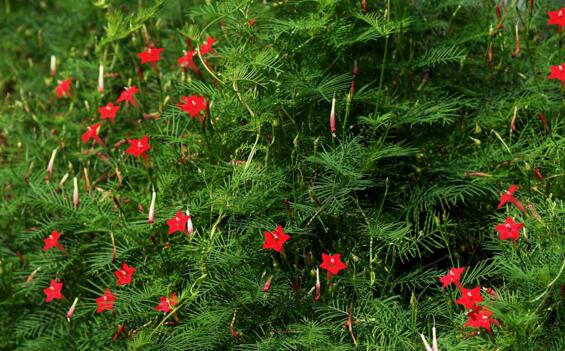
[465, 306, 500, 331]
[199, 37, 217, 55]
[98, 102, 120, 121]
[262, 225, 291, 253]
[178, 50, 197, 70]
[138, 47, 164, 64]
[320, 253, 347, 276]
[55, 79, 72, 99]
[82, 123, 104, 146]
[125, 135, 151, 158]
[548, 9, 565, 27]
[155, 293, 178, 313]
[548, 64, 565, 81]
[44, 279, 63, 303]
[114, 262, 136, 286]
[166, 211, 191, 235]
[497, 184, 525, 213]
[439, 267, 465, 289]
[116, 86, 139, 109]
[456, 287, 483, 309]
[43, 230, 65, 252]
[178, 95, 207, 118]
[495, 216, 524, 241]
[95, 289, 116, 313]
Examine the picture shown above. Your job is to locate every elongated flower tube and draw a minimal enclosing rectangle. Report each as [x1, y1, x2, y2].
[148, 190, 156, 224]
[73, 177, 79, 208]
[420, 326, 438, 351]
[46, 148, 57, 180]
[66, 297, 79, 322]
[98, 64, 104, 93]
[185, 209, 193, 234]
[50, 55, 56, 76]
[314, 267, 321, 301]
[330, 95, 336, 137]
[262, 275, 273, 293]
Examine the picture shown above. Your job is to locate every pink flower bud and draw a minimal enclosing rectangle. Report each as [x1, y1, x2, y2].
[97, 64, 104, 94]
[46, 148, 57, 180]
[185, 209, 193, 234]
[314, 268, 321, 301]
[50, 55, 57, 76]
[330, 96, 336, 137]
[148, 190, 156, 224]
[73, 177, 79, 208]
[262, 275, 273, 293]
[66, 297, 79, 322]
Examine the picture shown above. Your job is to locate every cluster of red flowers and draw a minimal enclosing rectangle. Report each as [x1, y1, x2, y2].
[547, 8, 565, 81]
[439, 267, 500, 332]
[438, 184, 528, 334]
[261, 225, 347, 297]
[41, 36, 222, 323]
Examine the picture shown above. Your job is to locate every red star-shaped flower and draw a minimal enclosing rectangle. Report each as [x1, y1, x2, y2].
[98, 102, 120, 121]
[465, 306, 500, 331]
[125, 135, 151, 158]
[155, 293, 178, 313]
[262, 225, 291, 253]
[82, 123, 104, 146]
[199, 37, 217, 55]
[44, 279, 63, 303]
[495, 216, 524, 241]
[497, 184, 525, 213]
[178, 50, 197, 70]
[178, 95, 207, 118]
[548, 8, 565, 26]
[138, 47, 164, 64]
[166, 211, 191, 235]
[55, 79, 72, 99]
[456, 287, 483, 309]
[114, 262, 136, 286]
[439, 267, 465, 289]
[96, 289, 117, 313]
[320, 253, 347, 276]
[116, 86, 139, 109]
[43, 230, 65, 252]
[548, 64, 565, 82]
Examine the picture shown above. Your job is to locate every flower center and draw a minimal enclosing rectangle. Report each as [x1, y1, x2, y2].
[560, 10, 563, 17]
[560, 65, 564, 72]
[106, 105, 111, 110]
[505, 223, 511, 228]
[330, 258, 335, 264]
[137, 141, 143, 149]
[467, 291, 472, 297]
[50, 286, 55, 290]
[122, 270, 127, 276]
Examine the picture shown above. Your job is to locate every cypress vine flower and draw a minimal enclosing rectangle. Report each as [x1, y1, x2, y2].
[199, 37, 217, 55]
[186, 210, 194, 235]
[262, 275, 273, 293]
[116, 86, 139, 109]
[439, 267, 465, 289]
[320, 253, 347, 276]
[82, 123, 104, 146]
[262, 225, 291, 253]
[178, 50, 197, 71]
[43, 230, 65, 252]
[465, 306, 499, 331]
[46, 148, 57, 180]
[125, 135, 151, 159]
[548, 8, 565, 27]
[178, 95, 207, 118]
[155, 293, 178, 313]
[114, 262, 136, 286]
[456, 287, 483, 309]
[137, 47, 164, 65]
[43, 279, 63, 303]
[495, 216, 524, 241]
[497, 184, 525, 213]
[95, 289, 116, 313]
[98, 102, 120, 122]
[166, 211, 191, 235]
[55, 78, 72, 98]
[548, 64, 565, 81]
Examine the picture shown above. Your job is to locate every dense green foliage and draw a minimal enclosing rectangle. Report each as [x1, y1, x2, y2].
[1, 0, 564, 350]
